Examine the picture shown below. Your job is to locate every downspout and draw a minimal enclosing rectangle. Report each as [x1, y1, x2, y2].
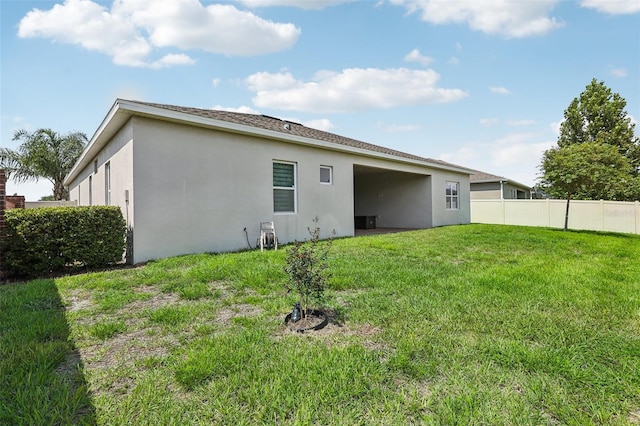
[500, 181, 505, 200]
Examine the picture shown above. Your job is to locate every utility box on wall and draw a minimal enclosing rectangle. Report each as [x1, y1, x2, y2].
[355, 215, 376, 229]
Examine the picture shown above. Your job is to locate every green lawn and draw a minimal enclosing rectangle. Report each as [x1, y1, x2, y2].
[1, 224, 639, 425]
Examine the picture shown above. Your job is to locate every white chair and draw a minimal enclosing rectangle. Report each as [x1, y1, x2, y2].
[259, 222, 277, 252]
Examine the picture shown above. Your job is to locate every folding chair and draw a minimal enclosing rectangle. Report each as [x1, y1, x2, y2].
[259, 222, 277, 252]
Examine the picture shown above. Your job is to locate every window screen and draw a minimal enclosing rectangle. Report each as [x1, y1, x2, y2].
[273, 162, 296, 213]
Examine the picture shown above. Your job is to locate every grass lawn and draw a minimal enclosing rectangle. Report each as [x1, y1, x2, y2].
[1, 224, 639, 425]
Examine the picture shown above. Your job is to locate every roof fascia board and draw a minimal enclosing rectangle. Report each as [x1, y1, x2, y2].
[66, 99, 473, 185]
[65, 99, 127, 185]
[121, 101, 473, 175]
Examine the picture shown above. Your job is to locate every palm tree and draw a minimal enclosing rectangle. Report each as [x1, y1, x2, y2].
[0, 128, 87, 200]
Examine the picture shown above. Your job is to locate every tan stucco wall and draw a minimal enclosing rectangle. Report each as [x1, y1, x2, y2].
[69, 116, 471, 264]
[68, 120, 134, 222]
[354, 169, 432, 228]
[470, 189, 502, 200]
[470, 182, 531, 200]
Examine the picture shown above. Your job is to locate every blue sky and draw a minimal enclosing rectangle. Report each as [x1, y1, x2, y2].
[2, 0, 638, 200]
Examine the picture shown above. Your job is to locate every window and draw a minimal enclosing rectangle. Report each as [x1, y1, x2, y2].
[273, 161, 296, 213]
[89, 176, 93, 206]
[105, 162, 111, 205]
[320, 166, 332, 184]
[93, 160, 98, 174]
[446, 181, 459, 210]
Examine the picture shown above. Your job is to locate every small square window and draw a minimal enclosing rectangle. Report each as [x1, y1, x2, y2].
[320, 166, 332, 184]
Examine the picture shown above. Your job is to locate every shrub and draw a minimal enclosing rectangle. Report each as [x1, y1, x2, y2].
[283, 217, 334, 318]
[2, 206, 126, 278]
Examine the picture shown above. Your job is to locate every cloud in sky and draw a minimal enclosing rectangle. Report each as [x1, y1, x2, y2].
[580, 0, 640, 15]
[439, 133, 555, 186]
[404, 48, 434, 66]
[610, 67, 628, 77]
[237, 0, 353, 9]
[376, 122, 421, 132]
[390, 0, 564, 38]
[479, 118, 499, 127]
[246, 68, 468, 113]
[489, 86, 511, 95]
[18, 0, 300, 67]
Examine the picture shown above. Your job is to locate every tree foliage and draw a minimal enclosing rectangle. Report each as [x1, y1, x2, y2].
[0, 128, 87, 200]
[557, 79, 639, 174]
[540, 142, 634, 201]
[539, 79, 640, 203]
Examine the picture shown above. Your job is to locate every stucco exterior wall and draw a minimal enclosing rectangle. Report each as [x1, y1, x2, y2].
[431, 171, 471, 227]
[354, 169, 432, 228]
[471, 181, 531, 200]
[70, 115, 471, 264]
[68, 121, 134, 222]
[130, 117, 358, 263]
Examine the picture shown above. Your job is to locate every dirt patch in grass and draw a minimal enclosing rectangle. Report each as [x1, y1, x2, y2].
[124, 291, 180, 312]
[65, 290, 96, 312]
[214, 304, 263, 324]
[83, 328, 177, 371]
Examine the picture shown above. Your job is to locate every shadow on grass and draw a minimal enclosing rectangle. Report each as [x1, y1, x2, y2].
[0, 279, 96, 425]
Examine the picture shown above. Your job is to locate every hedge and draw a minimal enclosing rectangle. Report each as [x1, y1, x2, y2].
[2, 206, 126, 278]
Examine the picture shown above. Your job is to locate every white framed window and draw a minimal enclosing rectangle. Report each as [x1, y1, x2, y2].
[89, 176, 93, 206]
[273, 161, 296, 213]
[105, 162, 111, 206]
[446, 181, 459, 210]
[320, 165, 332, 184]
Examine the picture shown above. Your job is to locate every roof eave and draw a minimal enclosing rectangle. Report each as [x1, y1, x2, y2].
[65, 99, 474, 185]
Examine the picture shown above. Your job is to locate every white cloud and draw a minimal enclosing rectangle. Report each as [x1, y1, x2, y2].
[18, 0, 300, 67]
[439, 132, 555, 186]
[479, 118, 499, 127]
[580, 0, 640, 15]
[212, 78, 221, 88]
[550, 120, 563, 136]
[448, 56, 460, 65]
[301, 118, 334, 132]
[237, 0, 353, 9]
[489, 86, 511, 95]
[212, 105, 262, 114]
[149, 53, 196, 69]
[404, 48, 434, 66]
[246, 68, 468, 113]
[390, 0, 564, 38]
[610, 67, 628, 77]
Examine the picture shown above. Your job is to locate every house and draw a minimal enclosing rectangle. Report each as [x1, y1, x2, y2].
[64, 99, 474, 264]
[470, 170, 532, 200]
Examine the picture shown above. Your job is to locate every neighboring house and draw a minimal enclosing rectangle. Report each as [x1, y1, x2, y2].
[65, 99, 474, 264]
[470, 170, 532, 200]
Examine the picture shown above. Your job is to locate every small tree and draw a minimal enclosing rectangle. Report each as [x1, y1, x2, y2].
[0, 128, 87, 200]
[284, 217, 334, 319]
[539, 142, 633, 230]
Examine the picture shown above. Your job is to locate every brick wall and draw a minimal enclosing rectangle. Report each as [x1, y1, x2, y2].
[6, 195, 25, 209]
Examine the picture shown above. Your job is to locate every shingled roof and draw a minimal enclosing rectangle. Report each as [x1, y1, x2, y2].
[132, 100, 468, 172]
[470, 169, 531, 189]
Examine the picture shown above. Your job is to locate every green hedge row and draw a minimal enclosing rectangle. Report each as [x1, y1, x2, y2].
[2, 206, 126, 278]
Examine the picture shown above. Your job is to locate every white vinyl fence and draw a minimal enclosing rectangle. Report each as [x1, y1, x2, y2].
[471, 199, 640, 235]
[25, 200, 78, 209]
